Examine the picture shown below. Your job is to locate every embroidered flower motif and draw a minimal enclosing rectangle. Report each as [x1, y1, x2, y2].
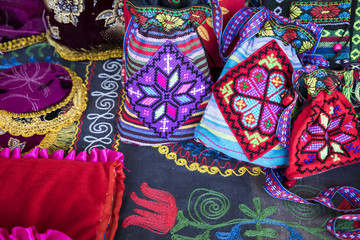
[189, 9, 208, 24]
[310, 5, 340, 19]
[122, 183, 177, 234]
[302, 112, 355, 162]
[8, 137, 26, 151]
[96, 0, 125, 27]
[258, 21, 274, 37]
[283, 29, 297, 43]
[155, 14, 185, 30]
[289, 6, 303, 19]
[299, 41, 313, 54]
[47, 0, 85, 26]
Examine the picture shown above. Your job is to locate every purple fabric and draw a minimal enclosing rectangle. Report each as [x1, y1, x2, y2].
[0, 133, 45, 154]
[0, 226, 72, 240]
[0, 62, 73, 113]
[125, 41, 211, 138]
[0, 0, 45, 42]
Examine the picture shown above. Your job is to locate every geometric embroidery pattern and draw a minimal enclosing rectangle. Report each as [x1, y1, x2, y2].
[125, 41, 211, 138]
[287, 90, 360, 179]
[213, 41, 293, 161]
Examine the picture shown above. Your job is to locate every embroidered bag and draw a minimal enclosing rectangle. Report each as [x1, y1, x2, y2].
[0, 62, 87, 153]
[118, 0, 212, 146]
[194, 5, 322, 167]
[284, 66, 360, 179]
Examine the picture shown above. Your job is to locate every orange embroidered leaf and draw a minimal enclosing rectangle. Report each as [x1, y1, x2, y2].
[221, 7, 229, 15]
[197, 25, 210, 41]
[206, 17, 213, 28]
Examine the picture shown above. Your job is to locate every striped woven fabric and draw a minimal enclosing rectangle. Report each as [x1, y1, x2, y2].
[195, 37, 303, 168]
[119, 1, 212, 146]
[289, 0, 351, 66]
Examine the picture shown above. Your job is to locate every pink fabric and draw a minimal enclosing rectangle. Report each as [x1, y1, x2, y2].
[1, 147, 125, 165]
[0, 226, 71, 240]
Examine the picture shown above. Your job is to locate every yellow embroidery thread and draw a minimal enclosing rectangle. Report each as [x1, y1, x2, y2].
[46, 32, 123, 61]
[156, 145, 264, 177]
[0, 33, 47, 53]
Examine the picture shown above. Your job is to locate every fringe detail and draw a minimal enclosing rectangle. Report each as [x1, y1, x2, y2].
[46, 123, 78, 154]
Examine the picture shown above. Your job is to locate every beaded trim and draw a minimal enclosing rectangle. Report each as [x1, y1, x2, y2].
[0, 66, 87, 137]
[0, 33, 47, 53]
[46, 31, 123, 61]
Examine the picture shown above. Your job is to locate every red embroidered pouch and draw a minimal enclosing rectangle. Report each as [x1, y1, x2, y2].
[286, 68, 360, 179]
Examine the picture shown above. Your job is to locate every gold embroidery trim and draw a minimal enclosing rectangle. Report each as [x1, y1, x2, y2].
[46, 31, 123, 61]
[0, 66, 88, 137]
[156, 145, 264, 177]
[0, 33, 47, 53]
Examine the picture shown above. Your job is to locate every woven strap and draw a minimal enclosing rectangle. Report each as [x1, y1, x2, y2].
[209, 2, 324, 64]
[264, 169, 360, 239]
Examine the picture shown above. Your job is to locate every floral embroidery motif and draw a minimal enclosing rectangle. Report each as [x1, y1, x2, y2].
[96, 0, 125, 28]
[125, 41, 211, 138]
[126, 1, 211, 30]
[310, 5, 340, 19]
[123, 187, 332, 239]
[257, 18, 316, 54]
[213, 40, 293, 161]
[287, 90, 360, 179]
[122, 183, 177, 234]
[155, 14, 185, 31]
[46, 0, 85, 26]
[7, 138, 26, 151]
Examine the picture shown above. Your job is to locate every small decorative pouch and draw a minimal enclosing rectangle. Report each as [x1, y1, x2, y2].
[44, 0, 125, 61]
[285, 67, 360, 179]
[195, 6, 321, 167]
[118, 0, 212, 146]
[0, 147, 125, 240]
[0, 62, 87, 153]
[0, 0, 46, 53]
[289, 0, 352, 67]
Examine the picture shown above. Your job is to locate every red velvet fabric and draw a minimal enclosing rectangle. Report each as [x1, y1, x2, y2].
[0, 157, 125, 240]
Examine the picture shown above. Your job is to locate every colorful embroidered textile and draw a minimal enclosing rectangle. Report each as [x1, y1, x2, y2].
[0, 147, 125, 240]
[0, 226, 72, 240]
[286, 88, 360, 179]
[195, 37, 302, 167]
[44, 0, 125, 61]
[289, 0, 352, 66]
[0, 62, 87, 153]
[212, 40, 293, 161]
[119, 0, 212, 146]
[125, 41, 211, 138]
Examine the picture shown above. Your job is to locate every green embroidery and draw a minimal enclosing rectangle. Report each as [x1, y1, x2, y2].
[254, 72, 264, 82]
[245, 131, 268, 147]
[239, 81, 250, 91]
[264, 119, 273, 129]
[258, 54, 282, 70]
[220, 80, 233, 104]
[171, 190, 331, 240]
[352, 2, 360, 61]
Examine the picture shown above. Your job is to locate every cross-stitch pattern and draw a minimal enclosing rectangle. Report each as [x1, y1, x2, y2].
[213, 40, 293, 161]
[125, 41, 211, 138]
[287, 90, 360, 179]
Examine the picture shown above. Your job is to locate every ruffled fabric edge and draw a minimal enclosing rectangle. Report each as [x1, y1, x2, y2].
[0, 147, 124, 165]
[0, 226, 71, 240]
